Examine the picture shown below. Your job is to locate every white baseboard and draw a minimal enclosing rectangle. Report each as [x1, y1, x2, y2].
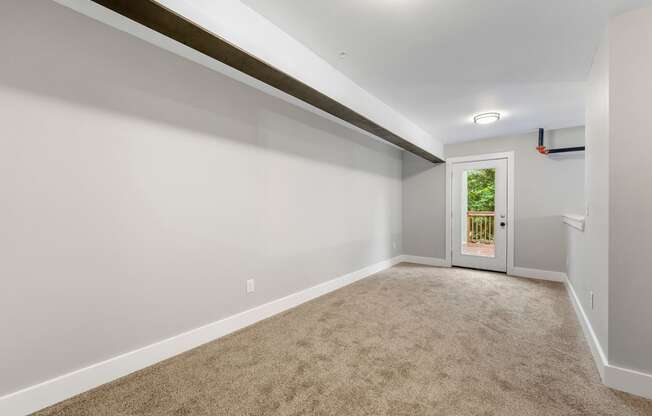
[400, 260, 567, 283]
[398, 255, 450, 267]
[0, 256, 402, 416]
[509, 266, 567, 282]
[606, 364, 652, 400]
[565, 279, 652, 399]
[565, 278, 607, 380]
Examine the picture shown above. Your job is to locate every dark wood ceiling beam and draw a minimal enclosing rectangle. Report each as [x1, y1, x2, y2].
[89, 0, 443, 163]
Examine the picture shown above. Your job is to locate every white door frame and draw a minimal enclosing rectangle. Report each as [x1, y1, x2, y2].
[445, 152, 515, 274]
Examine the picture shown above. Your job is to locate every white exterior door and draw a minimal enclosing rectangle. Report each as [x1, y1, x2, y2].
[451, 158, 508, 272]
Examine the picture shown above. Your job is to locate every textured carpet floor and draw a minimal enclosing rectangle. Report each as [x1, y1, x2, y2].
[34, 264, 652, 415]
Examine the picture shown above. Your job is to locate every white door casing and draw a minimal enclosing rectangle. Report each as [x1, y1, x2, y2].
[451, 159, 507, 272]
[445, 152, 515, 274]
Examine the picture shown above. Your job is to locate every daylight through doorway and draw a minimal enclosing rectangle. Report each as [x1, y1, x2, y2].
[462, 168, 496, 258]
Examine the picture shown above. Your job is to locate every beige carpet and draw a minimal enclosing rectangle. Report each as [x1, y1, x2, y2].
[34, 264, 652, 415]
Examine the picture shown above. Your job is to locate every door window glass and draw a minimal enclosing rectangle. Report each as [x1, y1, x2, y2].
[461, 168, 496, 258]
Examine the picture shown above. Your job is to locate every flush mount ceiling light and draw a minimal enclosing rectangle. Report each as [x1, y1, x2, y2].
[474, 112, 501, 125]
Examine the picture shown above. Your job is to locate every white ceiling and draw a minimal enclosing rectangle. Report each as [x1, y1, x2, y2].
[241, 0, 652, 144]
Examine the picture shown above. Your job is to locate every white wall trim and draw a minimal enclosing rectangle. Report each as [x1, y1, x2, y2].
[566, 279, 652, 399]
[0, 256, 402, 416]
[398, 258, 568, 283]
[606, 364, 652, 400]
[507, 153, 515, 275]
[562, 214, 585, 231]
[445, 152, 515, 164]
[509, 267, 567, 283]
[398, 255, 450, 267]
[444, 161, 453, 268]
[566, 278, 607, 378]
[445, 151, 515, 274]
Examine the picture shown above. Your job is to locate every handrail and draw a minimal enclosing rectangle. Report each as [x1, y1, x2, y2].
[467, 211, 495, 243]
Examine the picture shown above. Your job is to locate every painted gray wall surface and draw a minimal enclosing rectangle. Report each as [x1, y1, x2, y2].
[0, 0, 403, 396]
[402, 153, 447, 259]
[567, 31, 611, 356]
[609, 6, 652, 374]
[402, 127, 585, 271]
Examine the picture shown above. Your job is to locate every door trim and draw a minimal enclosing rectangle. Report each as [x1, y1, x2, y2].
[445, 152, 515, 274]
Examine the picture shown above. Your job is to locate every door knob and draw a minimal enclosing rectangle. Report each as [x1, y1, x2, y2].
[500, 222, 506, 227]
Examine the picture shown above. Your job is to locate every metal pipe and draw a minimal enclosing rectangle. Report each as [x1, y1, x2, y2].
[547, 146, 586, 154]
[536, 128, 585, 155]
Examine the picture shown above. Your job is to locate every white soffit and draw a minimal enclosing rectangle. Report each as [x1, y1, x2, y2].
[51, 0, 444, 159]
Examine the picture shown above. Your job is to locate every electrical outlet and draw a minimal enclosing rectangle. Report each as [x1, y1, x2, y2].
[392, 241, 397, 250]
[246, 279, 255, 294]
[590, 291, 594, 310]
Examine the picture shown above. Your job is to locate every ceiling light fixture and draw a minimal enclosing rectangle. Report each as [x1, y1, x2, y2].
[474, 112, 501, 125]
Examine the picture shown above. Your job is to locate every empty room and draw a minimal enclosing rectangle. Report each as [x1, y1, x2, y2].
[2, 0, 652, 415]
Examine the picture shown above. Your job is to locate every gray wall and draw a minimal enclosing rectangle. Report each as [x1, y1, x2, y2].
[403, 127, 585, 272]
[609, 6, 652, 374]
[0, 0, 402, 396]
[567, 30, 611, 356]
[569, 6, 652, 376]
[402, 154, 446, 258]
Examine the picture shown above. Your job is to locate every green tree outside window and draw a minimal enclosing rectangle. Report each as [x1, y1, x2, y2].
[467, 169, 495, 211]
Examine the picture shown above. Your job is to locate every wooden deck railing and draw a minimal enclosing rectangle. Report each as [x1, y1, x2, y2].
[467, 211, 495, 243]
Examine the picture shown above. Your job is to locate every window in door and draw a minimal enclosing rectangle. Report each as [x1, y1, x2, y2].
[461, 168, 496, 258]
